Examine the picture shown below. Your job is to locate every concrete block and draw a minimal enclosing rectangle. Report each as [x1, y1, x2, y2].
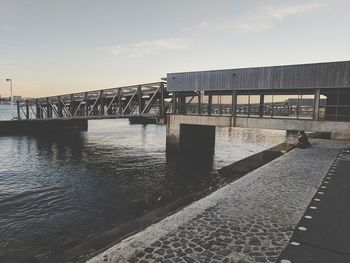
[331, 130, 350, 141]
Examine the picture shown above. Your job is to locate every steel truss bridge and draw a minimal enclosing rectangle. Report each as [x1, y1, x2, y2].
[16, 82, 169, 121]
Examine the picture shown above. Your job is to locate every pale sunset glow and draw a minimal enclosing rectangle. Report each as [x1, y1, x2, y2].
[0, 0, 349, 97]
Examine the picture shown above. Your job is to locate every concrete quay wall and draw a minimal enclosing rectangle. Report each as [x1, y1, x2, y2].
[0, 118, 88, 134]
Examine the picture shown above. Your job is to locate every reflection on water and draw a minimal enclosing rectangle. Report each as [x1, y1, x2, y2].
[0, 117, 286, 262]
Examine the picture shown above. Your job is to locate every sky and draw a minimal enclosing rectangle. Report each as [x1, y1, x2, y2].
[0, 0, 349, 98]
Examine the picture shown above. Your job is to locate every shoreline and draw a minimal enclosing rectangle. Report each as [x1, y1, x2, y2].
[59, 141, 292, 262]
[86, 139, 350, 263]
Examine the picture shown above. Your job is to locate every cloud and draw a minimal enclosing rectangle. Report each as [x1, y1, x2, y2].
[197, 1, 328, 33]
[109, 38, 189, 58]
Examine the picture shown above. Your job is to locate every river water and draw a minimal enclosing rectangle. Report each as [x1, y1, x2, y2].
[0, 105, 286, 262]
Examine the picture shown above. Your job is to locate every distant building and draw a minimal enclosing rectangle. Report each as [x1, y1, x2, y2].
[13, 96, 22, 102]
[0, 96, 22, 103]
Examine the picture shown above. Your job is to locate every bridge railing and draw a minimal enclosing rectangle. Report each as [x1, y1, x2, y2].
[182, 103, 315, 119]
[169, 89, 350, 122]
[17, 82, 169, 120]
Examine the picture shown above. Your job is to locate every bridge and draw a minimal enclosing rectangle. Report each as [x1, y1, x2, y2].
[165, 60, 350, 152]
[3, 60, 350, 152]
[15, 82, 169, 123]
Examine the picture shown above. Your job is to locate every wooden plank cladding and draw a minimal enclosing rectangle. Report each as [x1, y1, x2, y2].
[167, 61, 350, 92]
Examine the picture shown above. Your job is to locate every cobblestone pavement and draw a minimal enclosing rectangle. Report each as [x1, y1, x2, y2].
[88, 139, 350, 263]
[278, 149, 350, 263]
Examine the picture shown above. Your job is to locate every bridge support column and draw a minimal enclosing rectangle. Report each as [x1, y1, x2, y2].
[231, 91, 237, 126]
[157, 83, 166, 124]
[208, 95, 212, 116]
[46, 98, 52, 118]
[70, 94, 74, 117]
[138, 86, 143, 114]
[100, 90, 104, 115]
[172, 92, 177, 114]
[84, 92, 89, 117]
[159, 83, 165, 116]
[198, 91, 202, 114]
[58, 96, 63, 117]
[314, 89, 321, 120]
[26, 100, 29, 119]
[117, 89, 122, 115]
[36, 99, 41, 119]
[259, 95, 264, 117]
[179, 95, 186, 114]
[166, 114, 215, 154]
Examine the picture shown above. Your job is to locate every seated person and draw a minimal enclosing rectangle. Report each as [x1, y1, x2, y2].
[297, 131, 311, 149]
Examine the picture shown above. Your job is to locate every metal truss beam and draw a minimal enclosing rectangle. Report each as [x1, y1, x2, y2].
[122, 89, 138, 115]
[19, 82, 168, 120]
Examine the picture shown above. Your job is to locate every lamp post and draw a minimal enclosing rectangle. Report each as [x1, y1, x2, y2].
[6, 78, 13, 119]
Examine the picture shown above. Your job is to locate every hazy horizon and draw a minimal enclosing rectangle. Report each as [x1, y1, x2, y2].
[1, 0, 350, 98]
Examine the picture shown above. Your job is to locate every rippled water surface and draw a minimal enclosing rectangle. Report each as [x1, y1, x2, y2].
[0, 105, 286, 262]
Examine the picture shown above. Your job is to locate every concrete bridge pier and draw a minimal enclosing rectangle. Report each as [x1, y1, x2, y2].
[166, 114, 216, 154]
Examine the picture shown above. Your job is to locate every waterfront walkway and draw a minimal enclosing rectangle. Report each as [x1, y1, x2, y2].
[87, 139, 350, 263]
[278, 148, 350, 263]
